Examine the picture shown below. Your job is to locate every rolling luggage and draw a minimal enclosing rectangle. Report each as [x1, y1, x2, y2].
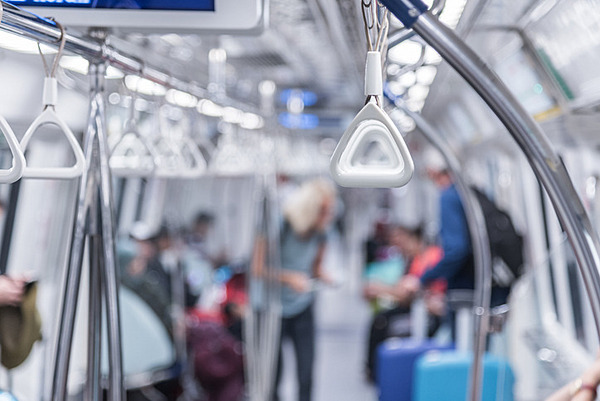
[377, 338, 453, 401]
[413, 351, 515, 401]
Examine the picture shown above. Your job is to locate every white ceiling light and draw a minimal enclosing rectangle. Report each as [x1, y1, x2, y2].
[408, 84, 430, 101]
[124, 75, 167, 96]
[387, 81, 406, 96]
[439, 0, 468, 29]
[388, 39, 423, 65]
[197, 99, 224, 117]
[415, 65, 438, 85]
[0, 31, 56, 54]
[397, 71, 417, 87]
[165, 89, 198, 108]
[424, 46, 443, 65]
[59, 55, 124, 79]
[240, 113, 264, 130]
[222, 107, 244, 124]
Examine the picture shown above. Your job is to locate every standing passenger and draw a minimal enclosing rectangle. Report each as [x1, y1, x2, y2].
[397, 149, 509, 333]
[272, 178, 336, 401]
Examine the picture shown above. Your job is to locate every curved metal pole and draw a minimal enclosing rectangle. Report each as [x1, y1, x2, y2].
[380, 1, 600, 400]
[395, 99, 492, 401]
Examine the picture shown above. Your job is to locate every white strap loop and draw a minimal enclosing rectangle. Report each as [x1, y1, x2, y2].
[365, 51, 383, 98]
[330, 102, 414, 188]
[109, 127, 157, 178]
[20, 109, 86, 179]
[0, 116, 25, 183]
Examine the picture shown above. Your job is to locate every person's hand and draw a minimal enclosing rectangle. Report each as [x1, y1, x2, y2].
[573, 352, 600, 401]
[283, 271, 311, 293]
[0, 276, 25, 307]
[425, 292, 446, 317]
[363, 282, 387, 300]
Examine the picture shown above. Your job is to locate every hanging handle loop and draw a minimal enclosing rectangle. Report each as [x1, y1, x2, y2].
[109, 123, 157, 178]
[20, 22, 86, 180]
[330, 2, 413, 188]
[0, 116, 26, 184]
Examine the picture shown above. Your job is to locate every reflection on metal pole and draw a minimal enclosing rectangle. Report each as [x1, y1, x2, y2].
[393, 98, 491, 401]
[51, 61, 124, 401]
[93, 61, 125, 401]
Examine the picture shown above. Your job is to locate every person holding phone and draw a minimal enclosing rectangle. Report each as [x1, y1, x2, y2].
[0, 276, 25, 307]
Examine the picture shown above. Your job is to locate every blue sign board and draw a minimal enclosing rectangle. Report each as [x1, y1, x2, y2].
[7, 0, 214, 10]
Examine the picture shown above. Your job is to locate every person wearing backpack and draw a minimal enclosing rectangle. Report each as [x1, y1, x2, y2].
[397, 149, 512, 335]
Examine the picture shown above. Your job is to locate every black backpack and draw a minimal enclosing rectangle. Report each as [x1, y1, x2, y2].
[471, 187, 525, 288]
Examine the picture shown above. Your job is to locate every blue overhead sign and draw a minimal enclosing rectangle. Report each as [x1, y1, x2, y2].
[7, 0, 215, 10]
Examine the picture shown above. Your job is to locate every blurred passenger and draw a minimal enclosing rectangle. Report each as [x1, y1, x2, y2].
[545, 352, 600, 401]
[272, 178, 337, 401]
[363, 220, 406, 312]
[396, 149, 509, 338]
[122, 222, 172, 331]
[363, 224, 445, 382]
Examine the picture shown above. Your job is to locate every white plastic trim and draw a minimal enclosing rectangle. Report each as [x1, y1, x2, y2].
[0, 116, 25, 183]
[330, 102, 414, 188]
[20, 108, 86, 179]
[43, 77, 58, 107]
[365, 51, 383, 98]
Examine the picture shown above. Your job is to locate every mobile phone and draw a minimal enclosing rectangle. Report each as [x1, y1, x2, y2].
[24, 280, 37, 293]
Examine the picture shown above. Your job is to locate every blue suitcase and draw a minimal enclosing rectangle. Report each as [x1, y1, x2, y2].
[376, 338, 454, 401]
[413, 351, 515, 401]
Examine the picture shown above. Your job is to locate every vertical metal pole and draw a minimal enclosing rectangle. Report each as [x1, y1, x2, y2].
[397, 102, 491, 401]
[86, 232, 102, 401]
[91, 60, 125, 401]
[51, 76, 98, 401]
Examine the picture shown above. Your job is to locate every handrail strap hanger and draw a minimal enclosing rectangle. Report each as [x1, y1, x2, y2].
[330, 4, 414, 188]
[109, 77, 157, 178]
[0, 1, 26, 184]
[109, 126, 157, 178]
[20, 21, 86, 180]
[179, 137, 207, 179]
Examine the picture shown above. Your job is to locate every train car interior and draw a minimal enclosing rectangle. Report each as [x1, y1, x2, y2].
[0, 0, 598, 400]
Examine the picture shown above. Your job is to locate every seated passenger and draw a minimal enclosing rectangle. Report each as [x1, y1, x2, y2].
[121, 222, 172, 332]
[363, 220, 406, 312]
[363, 224, 446, 383]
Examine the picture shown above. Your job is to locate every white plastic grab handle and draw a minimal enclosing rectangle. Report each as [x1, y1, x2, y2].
[0, 116, 26, 183]
[330, 102, 414, 188]
[179, 138, 207, 179]
[20, 108, 86, 180]
[109, 130, 156, 178]
[152, 137, 187, 179]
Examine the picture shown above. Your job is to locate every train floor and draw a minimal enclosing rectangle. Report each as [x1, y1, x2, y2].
[277, 284, 378, 401]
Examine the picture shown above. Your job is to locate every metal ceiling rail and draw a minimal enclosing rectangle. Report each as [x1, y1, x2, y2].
[0, 0, 260, 114]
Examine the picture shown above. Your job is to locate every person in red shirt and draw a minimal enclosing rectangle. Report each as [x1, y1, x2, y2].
[363, 224, 446, 382]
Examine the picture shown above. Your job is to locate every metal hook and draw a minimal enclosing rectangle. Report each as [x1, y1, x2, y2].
[37, 19, 66, 79]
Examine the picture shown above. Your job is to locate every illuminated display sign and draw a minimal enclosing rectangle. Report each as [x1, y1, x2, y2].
[7, 0, 214, 11]
[7, 0, 263, 33]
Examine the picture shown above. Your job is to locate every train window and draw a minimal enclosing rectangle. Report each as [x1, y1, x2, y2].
[526, 0, 600, 105]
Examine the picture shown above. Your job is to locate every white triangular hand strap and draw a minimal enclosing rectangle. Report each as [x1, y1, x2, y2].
[0, 116, 25, 183]
[109, 129, 156, 178]
[179, 138, 207, 179]
[20, 109, 86, 180]
[330, 102, 414, 188]
[20, 77, 85, 180]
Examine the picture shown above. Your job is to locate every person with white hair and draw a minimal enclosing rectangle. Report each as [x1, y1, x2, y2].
[272, 177, 337, 401]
